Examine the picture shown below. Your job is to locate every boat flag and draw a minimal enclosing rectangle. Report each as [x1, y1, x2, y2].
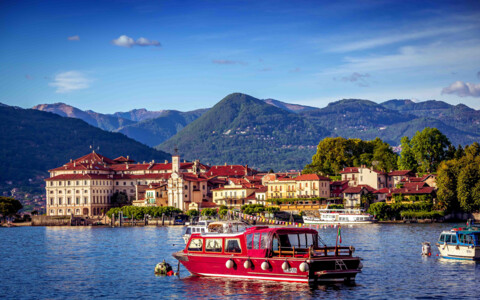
[337, 225, 342, 244]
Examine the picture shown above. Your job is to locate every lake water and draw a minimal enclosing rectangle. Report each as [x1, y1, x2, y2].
[1, 223, 479, 299]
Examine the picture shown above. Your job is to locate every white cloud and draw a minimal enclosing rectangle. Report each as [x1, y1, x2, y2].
[112, 35, 135, 47]
[67, 35, 80, 41]
[49, 71, 91, 93]
[112, 35, 161, 48]
[441, 81, 480, 97]
[136, 37, 161, 47]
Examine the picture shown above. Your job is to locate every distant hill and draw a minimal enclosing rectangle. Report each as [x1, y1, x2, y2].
[381, 99, 480, 136]
[115, 109, 208, 147]
[28, 95, 480, 171]
[33, 103, 135, 131]
[33, 103, 208, 145]
[112, 108, 165, 122]
[0, 104, 170, 190]
[157, 93, 329, 171]
[263, 98, 317, 113]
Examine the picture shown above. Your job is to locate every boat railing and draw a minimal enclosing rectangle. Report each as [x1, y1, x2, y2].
[273, 246, 353, 258]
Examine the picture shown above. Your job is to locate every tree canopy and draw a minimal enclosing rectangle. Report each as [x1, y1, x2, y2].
[303, 137, 397, 175]
[0, 197, 23, 220]
[411, 127, 451, 173]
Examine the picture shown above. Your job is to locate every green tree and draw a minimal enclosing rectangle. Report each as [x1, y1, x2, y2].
[372, 142, 397, 172]
[111, 191, 130, 207]
[436, 160, 460, 211]
[201, 208, 217, 218]
[0, 197, 23, 220]
[397, 136, 417, 172]
[304, 137, 351, 175]
[457, 161, 480, 212]
[186, 209, 199, 217]
[454, 144, 465, 159]
[411, 127, 451, 173]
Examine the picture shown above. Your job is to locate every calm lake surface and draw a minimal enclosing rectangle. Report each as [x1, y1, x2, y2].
[1, 223, 479, 299]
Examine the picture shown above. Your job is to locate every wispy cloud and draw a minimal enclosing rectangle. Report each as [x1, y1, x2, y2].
[259, 67, 272, 72]
[25, 74, 33, 80]
[289, 67, 301, 73]
[477, 71, 480, 79]
[212, 60, 248, 65]
[320, 40, 480, 76]
[338, 72, 370, 87]
[67, 35, 80, 41]
[112, 35, 161, 48]
[441, 81, 480, 97]
[330, 25, 477, 53]
[49, 71, 91, 93]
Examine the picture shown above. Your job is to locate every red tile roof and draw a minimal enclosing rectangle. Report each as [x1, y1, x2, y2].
[388, 170, 412, 176]
[343, 185, 376, 194]
[45, 174, 112, 181]
[340, 167, 359, 174]
[204, 165, 255, 177]
[295, 174, 330, 181]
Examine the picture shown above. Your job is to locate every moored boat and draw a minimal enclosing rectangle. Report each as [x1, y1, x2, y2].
[183, 220, 249, 244]
[173, 226, 362, 283]
[303, 208, 375, 224]
[436, 223, 480, 260]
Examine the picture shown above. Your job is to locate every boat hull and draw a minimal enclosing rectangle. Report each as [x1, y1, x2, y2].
[173, 252, 361, 283]
[436, 244, 480, 260]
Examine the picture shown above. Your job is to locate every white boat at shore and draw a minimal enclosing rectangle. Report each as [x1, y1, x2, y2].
[303, 208, 375, 224]
[436, 222, 480, 261]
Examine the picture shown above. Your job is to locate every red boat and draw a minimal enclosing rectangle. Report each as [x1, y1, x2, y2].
[172, 226, 362, 283]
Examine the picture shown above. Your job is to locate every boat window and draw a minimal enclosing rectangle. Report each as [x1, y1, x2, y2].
[458, 234, 465, 243]
[260, 234, 268, 249]
[288, 234, 300, 248]
[306, 233, 316, 247]
[188, 238, 203, 252]
[451, 235, 457, 243]
[185, 228, 191, 235]
[445, 235, 452, 243]
[205, 238, 222, 253]
[246, 234, 253, 250]
[225, 239, 242, 253]
[465, 235, 473, 245]
[299, 233, 307, 247]
[201, 228, 205, 233]
[253, 233, 261, 249]
[272, 236, 279, 251]
[438, 234, 445, 243]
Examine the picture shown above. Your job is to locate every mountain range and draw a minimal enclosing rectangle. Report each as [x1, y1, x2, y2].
[0, 104, 170, 193]
[21, 93, 480, 172]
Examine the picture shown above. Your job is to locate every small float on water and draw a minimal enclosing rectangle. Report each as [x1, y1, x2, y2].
[173, 226, 362, 283]
[436, 221, 480, 260]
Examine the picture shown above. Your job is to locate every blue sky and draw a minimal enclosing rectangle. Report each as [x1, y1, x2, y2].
[1, 0, 480, 113]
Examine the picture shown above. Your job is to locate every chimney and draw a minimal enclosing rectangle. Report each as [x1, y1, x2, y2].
[127, 155, 129, 159]
[165, 160, 168, 164]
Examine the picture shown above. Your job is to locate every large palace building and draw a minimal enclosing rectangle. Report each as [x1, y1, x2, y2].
[45, 151, 256, 217]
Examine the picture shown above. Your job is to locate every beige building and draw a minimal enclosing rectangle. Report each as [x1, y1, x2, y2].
[340, 167, 387, 189]
[212, 178, 259, 209]
[295, 174, 330, 198]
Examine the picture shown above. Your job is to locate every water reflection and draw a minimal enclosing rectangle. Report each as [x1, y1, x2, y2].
[178, 275, 358, 299]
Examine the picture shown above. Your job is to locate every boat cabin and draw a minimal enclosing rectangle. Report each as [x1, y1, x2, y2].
[438, 229, 480, 246]
[185, 226, 352, 258]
